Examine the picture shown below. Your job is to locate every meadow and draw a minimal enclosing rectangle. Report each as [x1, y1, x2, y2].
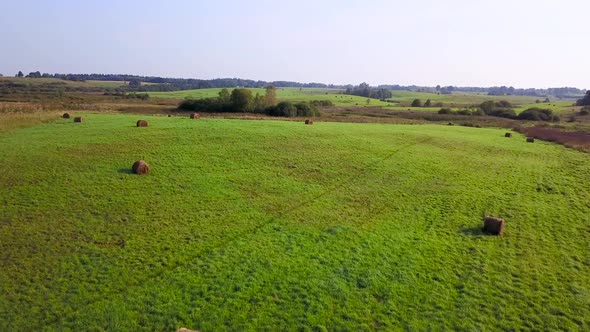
[1, 114, 589, 331]
[149, 88, 576, 113]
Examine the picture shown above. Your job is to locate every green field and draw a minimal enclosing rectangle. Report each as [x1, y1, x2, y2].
[1, 115, 589, 331]
[149, 88, 577, 113]
[149, 87, 391, 107]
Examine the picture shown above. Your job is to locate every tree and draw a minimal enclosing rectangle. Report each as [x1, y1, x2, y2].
[577, 91, 590, 106]
[128, 79, 141, 87]
[264, 86, 277, 107]
[16, 71, 24, 77]
[411, 99, 422, 107]
[218, 88, 230, 104]
[424, 99, 432, 107]
[230, 88, 253, 112]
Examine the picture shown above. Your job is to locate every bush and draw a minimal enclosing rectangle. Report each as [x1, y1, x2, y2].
[580, 106, 590, 115]
[576, 91, 590, 106]
[268, 101, 297, 117]
[411, 99, 423, 107]
[294, 102, 319, 117]
[456, 109, 472, 116]
[489, 109, 517, 118]
[517, 108, 558, 121]
[495, 100, 513, 108]
[438, 108, 453, 114]
[310, 100, 334, 107]
[179, 98, 224, 112]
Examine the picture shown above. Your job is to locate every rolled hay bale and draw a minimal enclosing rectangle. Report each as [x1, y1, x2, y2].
[136, 120, 148, 127]
[190, 113, 201, 119]
[167, 114, 172, 117]
[132, 160, 150, 175]
[74, 117, 83, 123]
[527, 137, 535, 143]
[305, 119, 314, 125]
[505, 133, 512, 138]
[63, 113, 71, 119]
[483, 216, 505, 235]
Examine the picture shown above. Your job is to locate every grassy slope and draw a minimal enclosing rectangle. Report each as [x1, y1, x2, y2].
[149, 87, 389, 107]
[0, 115, 589, 331]
[149, 88, 576, 113]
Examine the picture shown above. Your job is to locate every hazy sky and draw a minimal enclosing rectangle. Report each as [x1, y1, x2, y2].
[1, 0, 588, 88]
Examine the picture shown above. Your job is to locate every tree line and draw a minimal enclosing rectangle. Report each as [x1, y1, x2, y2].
[9, 70, 586, 98]
[178, 86, 327, 117]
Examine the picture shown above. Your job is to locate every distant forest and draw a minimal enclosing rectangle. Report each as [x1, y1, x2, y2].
[11, 71, 586, 98]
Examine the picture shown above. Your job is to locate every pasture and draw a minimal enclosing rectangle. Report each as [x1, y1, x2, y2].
[149, 88, 577, 113]
[0, 114, 589, 331]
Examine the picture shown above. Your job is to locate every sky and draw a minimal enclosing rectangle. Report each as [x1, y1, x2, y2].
[0, 0, 588, 88]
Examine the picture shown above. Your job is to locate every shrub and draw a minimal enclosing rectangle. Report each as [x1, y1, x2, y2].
[294, 102, 319, 117]
[576, 91, 590, 106]
[517, 108, 557, 121]
[456, 109, 472, 116]
[310, 100, 334, 107]
[489, 109, 517, 118]
[411, 99, 423, 107]
[495, 100, 513, 108]
[268, 101, 297, 117]
[438, 108, 453, 114]
[580, 106, 590, 115]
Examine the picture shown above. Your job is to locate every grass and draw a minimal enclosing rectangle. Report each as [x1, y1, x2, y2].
[1, 114, 589, 331]
[514, 101, 576, 114]
[149, 87, 391, 107]
[149, 88, 578, 113]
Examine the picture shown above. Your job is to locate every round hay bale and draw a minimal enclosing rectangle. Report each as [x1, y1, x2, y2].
[136, 120, 148, 127]
[527, 137, 535, 143]
[505, 133, 512, 138]
[74, 117, 83, 123]
[190, 113, 201, 119]
[305, 119, 314, 125]
[483, 216, 505, 236]
[167, 114, 172, 117]
[132, 160, 149, 175]
[63, 113, 71, 119]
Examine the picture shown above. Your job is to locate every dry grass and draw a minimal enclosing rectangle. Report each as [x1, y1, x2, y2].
[0, 111, 61, 132]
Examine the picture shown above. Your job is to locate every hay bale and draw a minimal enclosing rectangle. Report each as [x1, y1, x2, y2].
[505, 133, 512, 138]
[74, 117, 83, 123]
[132, 160, 149, 175]
[136, 120, 148, 127]
[190, 113, 201, 119]
[527, 137, 535, 143]
[483, 216, 505, 235]
[305, 119, 314, 125]
[167, 114, 172, 117]
[63, 113, 71, 119]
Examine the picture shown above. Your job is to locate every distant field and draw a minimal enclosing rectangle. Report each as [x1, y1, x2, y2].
[0, 77, 150, 89]
[1, 114, 588, 330]
[149, 88, 577, 112]
[149, 87, 391, 107]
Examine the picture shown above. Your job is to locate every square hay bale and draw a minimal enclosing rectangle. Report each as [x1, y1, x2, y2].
[527, 137, 535, 143]
[74, 117, 83, 123]
[483, 216, 505, 235]
[305, 119, 314, 125]
[505, 133, 512, 138]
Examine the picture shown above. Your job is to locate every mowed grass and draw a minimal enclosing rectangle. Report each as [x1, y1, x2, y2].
[1, 115, 589, 331]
